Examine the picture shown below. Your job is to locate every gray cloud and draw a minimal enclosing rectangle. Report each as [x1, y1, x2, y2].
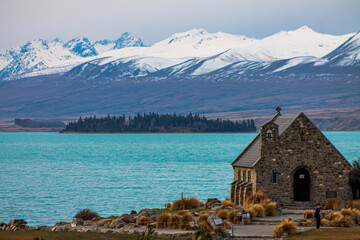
[0, 0, 359, 51]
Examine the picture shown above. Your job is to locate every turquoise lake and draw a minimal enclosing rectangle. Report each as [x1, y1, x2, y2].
[0, 132, 359, 226]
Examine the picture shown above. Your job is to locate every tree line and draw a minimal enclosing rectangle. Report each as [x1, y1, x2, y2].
[15, 118, 66, 128]
[61, 113, 257, 133]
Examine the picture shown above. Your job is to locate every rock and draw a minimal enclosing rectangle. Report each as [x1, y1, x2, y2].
[35, 226, 49, 231]
[119, 214, 135, 223]
[103, 222, 110, 228]
[97, 218, 111, 226]
[8, 219, 28, 229]
[139, 208, 151, 214]
[55, 221, 68, 226]
[205, 198, 222, 209]
[123, 223, 136, 228]
[224, 207, 233, 211]
[2, 225, 6, 231]
[71, 218, 84, 227]
[137, 211, 151, 220]
[130, 210, 137, 214]
[150, 212, 162, 221]
[109, 218, 125, 228]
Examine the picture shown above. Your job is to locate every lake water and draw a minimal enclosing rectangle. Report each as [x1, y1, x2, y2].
[0, 132, 359, 226]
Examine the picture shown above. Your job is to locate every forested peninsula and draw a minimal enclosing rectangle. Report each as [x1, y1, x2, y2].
[61, 113, 256, 133]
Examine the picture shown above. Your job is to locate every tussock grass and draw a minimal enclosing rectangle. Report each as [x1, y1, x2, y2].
[171, 197, 203, 210]
[331, 215, 354, 227]
[245, 206, 256, 219]
[347, 200, 360, 210]
[324, 199, 343, 211]
[273, 217, 298, 238]
[264, 201, 278, 216]
[341, 208, 353, 217]
[74, 209, 100, 221]
[223, 220, 232, 229]
[220, 200, 234, 209]
[176, 210, 190, 216]
[325, 212, 341, 221]
[179, 212, 193, 230]
[156, 213, 171, 228]
[168, 214, 181, 229]
[137, 217, 151, 226]
[227, 210, 240, 224]
[217, 209, 229, 220]
[252, 204, 266, 218]
[321, 218, 330, 226]
[303, 210, 314, 219]
[245, 191, 268, 206]
[198, 213, 209, 223]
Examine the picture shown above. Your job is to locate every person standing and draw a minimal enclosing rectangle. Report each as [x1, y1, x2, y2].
[315, 203, 321, 231]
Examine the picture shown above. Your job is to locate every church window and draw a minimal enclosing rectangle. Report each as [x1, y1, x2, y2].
[272, 171, 277, 184]
[248, 171, 251, 182]
[266, 130, 273, 141]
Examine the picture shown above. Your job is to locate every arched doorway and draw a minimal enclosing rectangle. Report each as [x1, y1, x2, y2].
[294, 168, 310, 201]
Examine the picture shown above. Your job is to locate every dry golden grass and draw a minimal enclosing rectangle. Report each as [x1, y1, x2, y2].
[217, 209, 229, 220]
[156, 213, 171, 228]
[227, 210, 240, 224]
[245, 190, 268, 206]
[222, 220, 232, 229]
[321, 218, 330, 226]
[171, 197, 203, 210]
[325, 212, 341, 221]
[137, 216, 151, 226]
[179, 213, 194, 230]
[264, 201, 278, 216]
[274, 217, 298, 238]
[252, 204, 266, 217]
[324, 199, 343, 211]
[245, 206, 256, 218]
[244, 218, 250, 225]
[347, 200, 360, 210]
[168, 214, 181, 229]
[303, 210, 314, 219]
[198, 213, 209, 223]
[165, 203, 172, 209]
[220, 200, 234, 209]
[331, 215, 354, 227]
[341, 208, 353, 217]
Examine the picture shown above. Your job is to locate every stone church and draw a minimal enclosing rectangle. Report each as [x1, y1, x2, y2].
[230, 107, 352, 207]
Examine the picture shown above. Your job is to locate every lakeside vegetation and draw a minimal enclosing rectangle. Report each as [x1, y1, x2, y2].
[61, 113, 256, 133]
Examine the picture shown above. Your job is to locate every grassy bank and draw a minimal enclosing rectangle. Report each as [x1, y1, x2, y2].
[285, 228, 360, 240]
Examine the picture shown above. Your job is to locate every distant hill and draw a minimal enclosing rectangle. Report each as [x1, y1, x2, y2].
[15, 118, 65, 128]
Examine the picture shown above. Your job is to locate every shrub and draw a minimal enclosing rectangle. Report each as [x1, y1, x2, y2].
[341, 208, 353, 217]
[331, 215, 354, 227]
[252, 204, 266, 218]
[217, 209, 229, 220]
[165, 203, 172, 209]
[274, 217, 298, 238]
[168, 214, 181, 229]
[194, 225, 212, 240]
[348, 200, 360, 210]
[227, 210, 240, 224]
[198, 213, 209, 223]
[324, 199, 343, 210]
[325, 212, 341, 221]
[244, 206, 256, 219]
[156, 213, 171, 228]
[245, 191, 268, 206]
[220, 200, 234, 209]
[303, 210, 314, 219]
[74, 209, 100, 220]
[264, 201, 278, 216]
[321, 218, 330, 226]
[171, 197, 202, 210]
[180, 213, 193, 230]
[137, 217, 151, 226]
[222, 220, 232, 229]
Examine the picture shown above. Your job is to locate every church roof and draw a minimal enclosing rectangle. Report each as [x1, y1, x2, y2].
[231, 113, 299, 168]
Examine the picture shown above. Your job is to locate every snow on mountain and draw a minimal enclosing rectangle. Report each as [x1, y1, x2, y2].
[94, 32, 145, 54]
[323, 32, 360, 65]
[64, 37, 98, 57]
[0, 27, 357, 80]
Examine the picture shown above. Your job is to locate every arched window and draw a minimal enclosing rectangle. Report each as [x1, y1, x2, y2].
[248, 170, 251, 182]
[272, 171, 277, 184]
[266, 130, 273, 141]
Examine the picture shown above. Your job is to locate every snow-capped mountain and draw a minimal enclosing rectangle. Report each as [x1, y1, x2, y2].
[64, 37, 98, 57]
[0, 26, 358, 80]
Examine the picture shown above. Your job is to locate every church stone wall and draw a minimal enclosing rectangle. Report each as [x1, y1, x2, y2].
[255, 113, 352, 206]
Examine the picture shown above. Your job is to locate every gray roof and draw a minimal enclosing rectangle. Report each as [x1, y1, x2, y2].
[231, 113, 299, 168]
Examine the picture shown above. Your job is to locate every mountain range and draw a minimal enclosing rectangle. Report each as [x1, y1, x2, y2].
[0, 26, 359, 130]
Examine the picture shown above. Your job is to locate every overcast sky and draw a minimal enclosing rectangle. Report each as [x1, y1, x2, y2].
[0, 0, 359, 51]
